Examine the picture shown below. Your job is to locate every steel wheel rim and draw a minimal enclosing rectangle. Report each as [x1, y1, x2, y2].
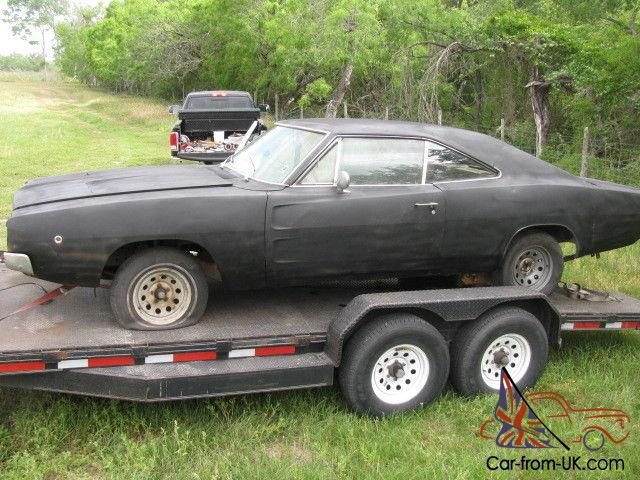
[480, 333, 531, 389]
[129, 264, 195, 326]
[512, 246, 552, 290]
[371, 344, 430, 405]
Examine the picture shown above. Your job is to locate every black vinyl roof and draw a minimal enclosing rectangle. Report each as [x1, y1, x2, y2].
[278, 118, 574, 178]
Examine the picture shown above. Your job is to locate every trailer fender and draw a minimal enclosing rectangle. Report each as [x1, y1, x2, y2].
[325, 286, 560, 366]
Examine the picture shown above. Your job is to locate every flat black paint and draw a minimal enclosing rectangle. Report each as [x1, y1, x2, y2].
[7, 119, 640, 288]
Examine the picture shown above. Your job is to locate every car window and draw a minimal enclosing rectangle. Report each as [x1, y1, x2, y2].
[425, 142, 497, 182]
[226, 126, 324, 183]
[186, 96, 254, 109]
[339, 138, 425, 185]
[300, 144, 338, 184]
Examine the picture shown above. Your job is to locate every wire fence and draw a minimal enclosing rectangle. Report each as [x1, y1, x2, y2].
[270, 98, 640, 188]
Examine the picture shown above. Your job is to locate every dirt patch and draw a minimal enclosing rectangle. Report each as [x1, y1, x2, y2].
[265, 439, 312, 463]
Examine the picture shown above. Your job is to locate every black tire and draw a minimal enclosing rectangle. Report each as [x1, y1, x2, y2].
[495, 231, 563, 295]
[110, 247, 209, 330]
[450, 306, 548, 397]
[338, 313, 449, 416]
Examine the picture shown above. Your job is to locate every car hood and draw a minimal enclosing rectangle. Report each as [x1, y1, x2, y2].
[13, 165, 236, 209]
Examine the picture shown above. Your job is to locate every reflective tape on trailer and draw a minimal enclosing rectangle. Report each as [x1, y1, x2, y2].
[0, 345, 297, 375]
[561, 321, 640, 331]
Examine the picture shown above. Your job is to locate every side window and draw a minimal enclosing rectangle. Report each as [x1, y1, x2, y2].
[425, 142, 497, 182]
[339, 138, 425, 185]
[300, 144, 338, 184]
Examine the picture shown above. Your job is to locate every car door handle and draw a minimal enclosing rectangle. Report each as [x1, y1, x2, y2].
[414, 202, 439, 214]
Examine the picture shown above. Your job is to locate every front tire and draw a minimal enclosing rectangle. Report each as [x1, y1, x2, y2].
[110, 247, 209, 330]
[339, 313, 449, 416]
[450, 306, 548, 397]
[495, 231, 563, 295]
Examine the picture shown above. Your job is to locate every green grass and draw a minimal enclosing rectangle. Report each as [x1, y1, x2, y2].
[0, 77, 639, 479]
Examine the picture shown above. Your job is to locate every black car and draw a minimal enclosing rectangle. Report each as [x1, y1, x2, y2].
[5, 119, 640, 329]
[169, 90, 268, 163]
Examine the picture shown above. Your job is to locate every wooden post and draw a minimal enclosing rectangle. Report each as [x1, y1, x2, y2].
[500, 118, 505, 142]
[253, 90, 257, 104]
[275, 94, 279, 121]
[343, 101, 348, 118]
[385, 107, 389, 120]
[300, 106, 304, 119]
[580, 126, 590, 177]
[437, 109, 442, 125]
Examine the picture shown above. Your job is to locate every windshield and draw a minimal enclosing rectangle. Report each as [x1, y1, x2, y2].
[186, 96, 254, 109]
[225, 126, 324, 183]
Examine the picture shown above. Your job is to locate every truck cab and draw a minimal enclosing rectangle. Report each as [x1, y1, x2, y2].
[169, 90, 268, 163]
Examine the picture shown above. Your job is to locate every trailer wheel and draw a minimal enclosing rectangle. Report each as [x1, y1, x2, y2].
[450, 306, 548, 396]
[110, 247, 208, 330]
[338, 313, 449, 416]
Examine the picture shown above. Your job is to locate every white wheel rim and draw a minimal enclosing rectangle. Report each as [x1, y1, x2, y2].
[129, 264, 195, 326]
[480, 333, 531, 389]
[371, 344, 430, 405]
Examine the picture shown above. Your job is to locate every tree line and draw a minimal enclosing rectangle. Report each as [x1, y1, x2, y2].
[5, 0, 640, 165]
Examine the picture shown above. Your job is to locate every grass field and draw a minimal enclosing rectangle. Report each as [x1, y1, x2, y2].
[0, 75, 638, 479]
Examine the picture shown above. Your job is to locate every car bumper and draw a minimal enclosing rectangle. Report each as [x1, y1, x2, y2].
[1, 252, 34, 276]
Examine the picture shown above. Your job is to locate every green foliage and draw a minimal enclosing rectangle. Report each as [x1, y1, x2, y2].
[51, 0, 640, 158]
[0, 53, 44, 71]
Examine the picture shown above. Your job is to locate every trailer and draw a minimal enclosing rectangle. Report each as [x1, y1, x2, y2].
[0, 265, 638, 416]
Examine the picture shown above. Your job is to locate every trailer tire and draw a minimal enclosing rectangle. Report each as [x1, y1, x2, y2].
[450, 306, 548, 397]
[110, 247, 209, 330]
[338, 313, 449, 416]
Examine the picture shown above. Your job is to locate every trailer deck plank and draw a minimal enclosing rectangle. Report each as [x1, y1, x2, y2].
[1, 267, 639, 359]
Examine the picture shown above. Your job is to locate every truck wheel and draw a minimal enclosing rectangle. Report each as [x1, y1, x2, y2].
[495, 231, 563, 295]
[450, 306, 548, 396]
[110, 247, 208, 330]
[338, 313, 449, 416]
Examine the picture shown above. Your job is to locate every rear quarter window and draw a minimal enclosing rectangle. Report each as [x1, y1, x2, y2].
[426, 142, 498, 182]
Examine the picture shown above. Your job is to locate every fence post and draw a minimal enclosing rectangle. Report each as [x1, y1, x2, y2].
[437, 109, 442, 125]
[343, 101, 348, 118]
[385, 107, 389, 120]
[500, 118, 505, 142]
[253, 90, 257, 105]
[580, 126, 590, 177]
[300, 106, 304, 119]
[275, 93, 279, 121]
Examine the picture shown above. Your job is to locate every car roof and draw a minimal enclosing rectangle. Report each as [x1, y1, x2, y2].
[278, 118, 575, 178]
[187, 91, 251, 98]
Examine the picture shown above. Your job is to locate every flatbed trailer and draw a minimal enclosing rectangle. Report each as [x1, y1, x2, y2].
[0, 266, 638, 415]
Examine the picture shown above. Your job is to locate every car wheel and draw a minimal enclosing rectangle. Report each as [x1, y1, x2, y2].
[110, 247, 209, 330]
[450, 306, 548, 396]
[495, 231, 563, 295]
[582, 428, 606, 451]
[338, 313, 449, 416]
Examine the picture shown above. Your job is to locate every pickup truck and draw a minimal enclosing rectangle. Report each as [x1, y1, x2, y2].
[169, 90, 268, 163]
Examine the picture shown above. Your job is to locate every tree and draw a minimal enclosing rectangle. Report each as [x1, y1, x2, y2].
[2, 0, 68, 80]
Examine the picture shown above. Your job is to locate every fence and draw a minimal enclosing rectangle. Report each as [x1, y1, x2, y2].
[261, 95, 640, 187]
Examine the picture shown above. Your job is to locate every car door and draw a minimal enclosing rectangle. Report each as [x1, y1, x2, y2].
[423, 141, 502, 273]
[265, 136, 446, 286]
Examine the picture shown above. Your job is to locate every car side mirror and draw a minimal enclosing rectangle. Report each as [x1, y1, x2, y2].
[168, 105, 180, 114]
[258, 103, 270, 112]
[336, 171, 350, 193]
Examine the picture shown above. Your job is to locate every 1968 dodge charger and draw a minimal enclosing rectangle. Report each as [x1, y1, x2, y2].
[5, 119, 640, 329]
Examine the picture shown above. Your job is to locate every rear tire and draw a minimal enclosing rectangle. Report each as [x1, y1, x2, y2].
[110, 247, 208, 330]
[495, 231, 563, 295]
[450, 306, 548, 397]
[339, 313, 449, 416]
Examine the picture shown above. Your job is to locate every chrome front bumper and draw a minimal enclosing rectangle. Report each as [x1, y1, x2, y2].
[1, 252, 34, 276]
